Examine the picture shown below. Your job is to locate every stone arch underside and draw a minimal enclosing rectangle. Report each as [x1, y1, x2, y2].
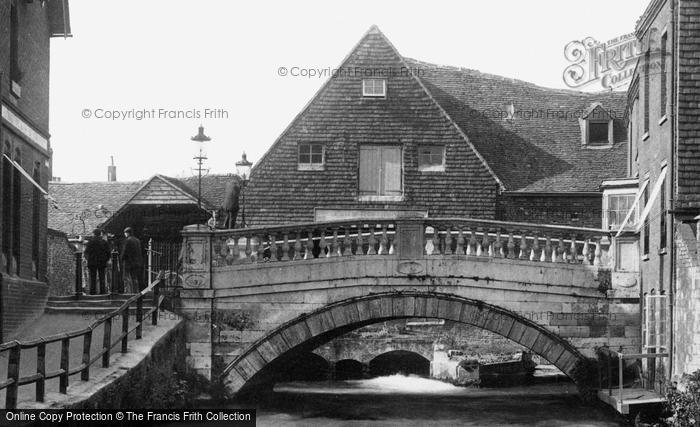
[221, 291, 587, 394]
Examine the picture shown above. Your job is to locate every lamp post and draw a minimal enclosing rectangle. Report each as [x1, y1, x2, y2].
[191, 125, 211, 211]
[235, 152, 252, 228]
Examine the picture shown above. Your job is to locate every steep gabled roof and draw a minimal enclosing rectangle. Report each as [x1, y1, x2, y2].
[48, 174, 237, 236]
[405, 58, 628, 192]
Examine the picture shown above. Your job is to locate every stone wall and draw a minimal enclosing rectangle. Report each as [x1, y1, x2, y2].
[46, 228, 76, 296]
[674, 222, 700, 377]
[0, 274, 48, 340]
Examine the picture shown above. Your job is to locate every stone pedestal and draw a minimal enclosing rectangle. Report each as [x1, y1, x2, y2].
[180, 225, 214, 380]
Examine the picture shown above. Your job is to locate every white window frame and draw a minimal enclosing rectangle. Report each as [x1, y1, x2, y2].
[362, 79, 386, 97]
[297, 143, 325, 171]
[603, 189, 639, 231]
[418, 145, 446, 172]
[643, 292, 668, 352]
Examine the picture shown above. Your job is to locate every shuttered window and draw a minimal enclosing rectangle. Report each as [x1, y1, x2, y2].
[359, 146, 402, 198]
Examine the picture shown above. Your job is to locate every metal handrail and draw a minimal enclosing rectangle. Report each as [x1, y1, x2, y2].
[0, 271, 165, 409]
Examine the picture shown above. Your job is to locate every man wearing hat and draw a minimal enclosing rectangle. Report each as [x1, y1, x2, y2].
[121, 227, 144, 292]
[84, 228, 111, 294]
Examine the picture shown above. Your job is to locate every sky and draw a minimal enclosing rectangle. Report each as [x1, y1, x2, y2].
[48, 0, 649, 183]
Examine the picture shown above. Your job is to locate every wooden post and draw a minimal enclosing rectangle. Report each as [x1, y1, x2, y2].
[111, 250, 120, 294]
[121, 308, 129, 353]
[152, 278, 160, 326]
[36, 342, 46, 402]
[81, 330, 92, 381]
[136, 295, 143, 339]
[6, 345, 20, 409]
[59, 338, 69, 393]
[102, 317, 112, 367]
[618, 355, 624, 405]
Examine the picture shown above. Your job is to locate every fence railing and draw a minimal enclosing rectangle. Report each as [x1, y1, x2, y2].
[0, 272, 165, 409]
[597, 346, 669, 407]
[203, 217, 612, 267]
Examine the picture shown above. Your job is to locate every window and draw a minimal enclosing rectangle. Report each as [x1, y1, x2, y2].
[1, 146, 11, 274]
[605, 193, 637, 230]
[643, 182, 650, 256]
[298, 143, 324, 170]
[362, 79, 386, 97]
[359, 145, 402, 201]
[660, 32, 668, 119]
[643, 49, 650, 135]
[660, 177, 667, 251]
[588, 121, 610, 145]
[10, 1, 20, 82]
[418, 146, 445, 171]
[32, 166, 40, 279]
[12, 150, 21, 275]
[643, 292, 668, 352]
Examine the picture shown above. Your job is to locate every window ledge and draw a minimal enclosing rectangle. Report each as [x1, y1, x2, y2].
[418, 165, 446, 172]
[10, 80, 21, 98]
[658, 248, 668, 256]
[642, 132, 650, 141]
[584, 143, 614, 150]
[658, 115, 668, 126]
[358, 195, 404, 203]
[297, 164, 325, 171]
[642, 254, 650, 261]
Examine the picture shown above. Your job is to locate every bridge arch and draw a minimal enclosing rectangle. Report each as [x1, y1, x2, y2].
[369, 350, 431, 377]
[221, 291, 587, 394]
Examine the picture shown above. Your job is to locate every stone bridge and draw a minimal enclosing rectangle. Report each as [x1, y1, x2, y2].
[177, 217, 640, 395]
[313, 336, 435, 365]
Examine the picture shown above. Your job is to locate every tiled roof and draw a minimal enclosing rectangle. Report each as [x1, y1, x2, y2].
[406, 58, 628, 192]
[48, 174, 239, 236]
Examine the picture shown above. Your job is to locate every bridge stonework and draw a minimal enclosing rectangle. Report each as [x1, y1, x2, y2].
[313, 337, 435, 365]
[177, 219, 641, 394]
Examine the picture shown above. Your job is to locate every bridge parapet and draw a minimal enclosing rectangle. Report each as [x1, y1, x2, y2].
[192, 217, 616, 270]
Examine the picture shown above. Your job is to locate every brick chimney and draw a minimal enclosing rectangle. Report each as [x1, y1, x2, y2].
[107, 156, 117, 182]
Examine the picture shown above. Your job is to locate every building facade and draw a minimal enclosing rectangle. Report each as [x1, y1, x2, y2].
[243, 27, 628, 229]
[623, 0, 700, 385]
[0, 0, 70, 340]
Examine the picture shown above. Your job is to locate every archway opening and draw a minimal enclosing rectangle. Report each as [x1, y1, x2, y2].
[335, 359, 364, 380]
[369, 350, 430, 377]
[272, 352, 330, 382]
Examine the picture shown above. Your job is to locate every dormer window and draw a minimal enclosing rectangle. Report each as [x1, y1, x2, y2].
[580, 103, 613, 148]
[418, 145, 445, 172]
[588, 121, 610, 145]
[362, 79, 386, 97]
[298, 143, 324, 170]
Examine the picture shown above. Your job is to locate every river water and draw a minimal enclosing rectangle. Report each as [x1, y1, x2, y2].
[217, 376, 625, 426]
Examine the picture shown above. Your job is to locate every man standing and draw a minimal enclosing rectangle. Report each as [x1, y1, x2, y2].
[121, 227, 144, 292]
[84, 229, 111, 294]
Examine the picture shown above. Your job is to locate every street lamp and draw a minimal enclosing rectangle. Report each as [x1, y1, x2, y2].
[191, 125, 211, 211]
[235, 152, 252, 228]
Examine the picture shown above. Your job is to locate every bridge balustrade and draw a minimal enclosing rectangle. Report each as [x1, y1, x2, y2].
[200, 217, 614, 268]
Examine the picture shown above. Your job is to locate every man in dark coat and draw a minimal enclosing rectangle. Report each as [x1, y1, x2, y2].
[84, 228, 111, 294]
[221, 178, 240, 229]
[121, 227, 144, 292]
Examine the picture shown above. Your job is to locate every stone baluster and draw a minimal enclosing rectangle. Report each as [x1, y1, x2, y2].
[475, 229, 483, 257]
[244, 235, 252, 262]
[281, 233, 290, 261]
[319, 231, 329, 258]
[257, 234, 266, 261]
[219, 237, 228, 264]
[444, 225, 454, 255]
[343, 228, 353, 256]
[269, 233, 279, 261]
[531, 234, 540, 261]
[519, 233, 529, 260]
[593, 239, 602, 266]
[494, 232, 503, 257]
[456, 228, 465, 255]
[330, 229, 340, 257]
[582, 239, 590, 265]
[293, 232, 303, 260]
[388, 227, 395, 255]
[555, 238, 565, 263]
[432, 227, 441, 255]
[378, 224, 389, 255]
[507, 232, 516, 259]
[483, 230, 492, 257]
[229, 237, 239, 264]
[367, 226, 377, 255]
[356, 224, 365, 255]
[469, 229, 479, 257]
[569, 236, 578, 264]
[305, 231, 314, 260]
[543, 236, 552, 262]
